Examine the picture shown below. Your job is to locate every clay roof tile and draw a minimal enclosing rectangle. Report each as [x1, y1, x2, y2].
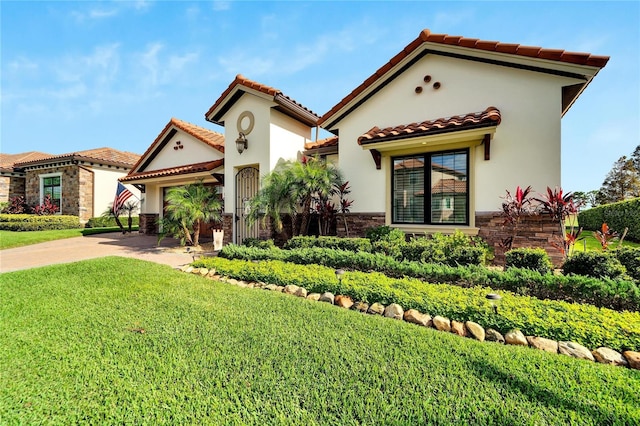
[319, 29, 608, 127]
[357, 106, 501, 145]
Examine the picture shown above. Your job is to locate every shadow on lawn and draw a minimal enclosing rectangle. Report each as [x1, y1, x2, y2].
[467, 356, 636, 424]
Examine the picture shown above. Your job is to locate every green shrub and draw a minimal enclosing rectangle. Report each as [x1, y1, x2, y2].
[217, 244, 640, 311]
[0, 214, 81, 231]
[284, 235, 372, 252]
[616, 247, 640, 281]
[402, 231, 488, 266]
[578, 198, 640, 241]
[85, 216, 140, 228]
[242, 238, 276, 249]
[505, 248, 553, 274]
[563, 251, 627, 280]
[365, 225, 406, 243]
[195, 257, 640, 352]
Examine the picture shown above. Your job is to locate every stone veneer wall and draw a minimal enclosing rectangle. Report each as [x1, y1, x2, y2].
[0, 176, 26, 203]
[139, 213, 159, 235]
[476, 212, 563, 267]
[335, 213, 386, 238]
[77, 167, 94, 222]
[26, 166, 90, 219]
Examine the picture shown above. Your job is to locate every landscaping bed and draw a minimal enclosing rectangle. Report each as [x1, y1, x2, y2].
[195, 257, 640, 353]
[1, 257, 639, 424]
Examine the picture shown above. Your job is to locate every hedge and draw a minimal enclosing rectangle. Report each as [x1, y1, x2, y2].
[0, 214, 81, 231]
[578, 198, 640, 241]
[85, 216, 140, 228]
[194, 257, 640, 353]
[218, 244, 640, 311]
[284, 236, 372, 252]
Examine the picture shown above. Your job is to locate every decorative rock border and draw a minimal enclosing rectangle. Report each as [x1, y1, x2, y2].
[180, 265, 640, 370]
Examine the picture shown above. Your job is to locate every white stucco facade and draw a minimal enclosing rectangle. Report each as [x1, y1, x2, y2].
[123, 29, 607, 243]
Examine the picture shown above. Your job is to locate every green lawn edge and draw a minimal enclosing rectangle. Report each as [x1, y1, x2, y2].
[1, 256, 639, 425]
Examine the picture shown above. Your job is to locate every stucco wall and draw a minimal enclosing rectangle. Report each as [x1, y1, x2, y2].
[146, 131, 224, 171]
[333, 54, 581, 218]
[92, 167, 140, 217]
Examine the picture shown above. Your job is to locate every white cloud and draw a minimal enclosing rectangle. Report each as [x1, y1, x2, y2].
[134, 43, 200, 88]
[216, 22, 381, 78]
[7, 57, 39, 74]
[213, 1, 231, 12]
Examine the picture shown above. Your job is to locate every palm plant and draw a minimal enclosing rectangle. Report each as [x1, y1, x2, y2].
[247, 163, 298, 237]
[247, 156, 347, 237]
[291, 156, 343, 236]
[119, 201, 139, 233]
[161, 181, 222, 246]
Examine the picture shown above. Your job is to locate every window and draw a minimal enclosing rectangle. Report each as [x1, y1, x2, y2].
[392, 150, 468, 225]
[41, 174, 61, 210]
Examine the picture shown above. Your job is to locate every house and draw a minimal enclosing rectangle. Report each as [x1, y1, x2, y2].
[1, 151, 52, 203]
[2, 147, 141, 222]
[123, 29, 608, 259]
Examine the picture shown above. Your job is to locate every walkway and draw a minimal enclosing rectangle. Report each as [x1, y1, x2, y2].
[0, 233, 201, 273]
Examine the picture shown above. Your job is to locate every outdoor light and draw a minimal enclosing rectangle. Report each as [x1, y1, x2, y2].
[486, 293, 502, 315]
[235, 132, 248, 154]
[335, 268, 345, 283]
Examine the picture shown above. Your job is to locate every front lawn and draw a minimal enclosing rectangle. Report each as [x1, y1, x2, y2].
[1, 257, 638, 425]
[0, 227, 139, 250]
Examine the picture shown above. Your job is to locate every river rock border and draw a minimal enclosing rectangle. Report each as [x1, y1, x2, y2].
[180, 265, 640, 370]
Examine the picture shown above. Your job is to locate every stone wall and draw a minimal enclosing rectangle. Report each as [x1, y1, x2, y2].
[335, 213, 386, 238]
[0, 176, 26, 203]
[25, 166, 92, 220]
[78, 167, 94, 222]
[476, 212, 563, 267]
[139, 213, 159, 235]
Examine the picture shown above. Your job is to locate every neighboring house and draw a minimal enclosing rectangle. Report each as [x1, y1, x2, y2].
[3, 147, 140, 222]
[124, 28, 608, 259]
[0, 151, 52, 204]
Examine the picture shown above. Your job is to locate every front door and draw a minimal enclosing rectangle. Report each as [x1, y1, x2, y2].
[235, 167, 259, 244]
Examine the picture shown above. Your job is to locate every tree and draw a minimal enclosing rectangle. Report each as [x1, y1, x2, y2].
[631, 145, 640, 179]
[160, 181, 222, 246]
[596, 155, 640, 204]
[572, 190, 598, 209]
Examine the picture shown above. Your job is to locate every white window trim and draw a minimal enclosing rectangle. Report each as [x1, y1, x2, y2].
[39, 172, 62, 215]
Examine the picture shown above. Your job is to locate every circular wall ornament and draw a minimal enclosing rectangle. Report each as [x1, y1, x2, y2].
[237, 111, 255, 135]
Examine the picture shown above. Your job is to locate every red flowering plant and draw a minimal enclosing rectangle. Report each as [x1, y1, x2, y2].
[593, 223, 618, 251]
[535, 187, 583, 259]
[500, 185, 534, 250]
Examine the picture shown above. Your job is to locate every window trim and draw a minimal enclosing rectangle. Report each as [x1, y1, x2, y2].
[390, 148, 470, 226]
[39, 172, 62, 214]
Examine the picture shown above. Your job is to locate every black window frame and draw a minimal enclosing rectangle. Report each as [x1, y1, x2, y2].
[391, 148, 470, 226]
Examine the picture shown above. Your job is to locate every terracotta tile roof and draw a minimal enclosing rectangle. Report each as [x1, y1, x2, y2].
[320, 29, 609, 127]
[431, 178, 468, 194]
[171, 118, 225, 152]
[358, 106, 501, 145]
[127, 118, 224, 175]
[14, 147, 140, 168]
[394, 158, 425, 170]
[120, 159, 224, 183]
[205, 74, 320, 127]
[0, 151, 52, 170]
[304, 136, 339, 151]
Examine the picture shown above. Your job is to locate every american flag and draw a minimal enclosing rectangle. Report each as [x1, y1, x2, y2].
[112, 182, 133, 214]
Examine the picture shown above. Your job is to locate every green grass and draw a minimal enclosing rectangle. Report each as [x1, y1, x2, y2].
[0, 227, 139, 250]
[1, 257, 639, 425]
[570, 231, 640, 253]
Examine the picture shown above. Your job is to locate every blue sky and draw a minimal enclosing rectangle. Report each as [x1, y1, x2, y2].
[1, 1, 638, 192]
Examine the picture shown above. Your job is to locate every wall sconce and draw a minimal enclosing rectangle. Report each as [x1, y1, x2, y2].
[236, 132, 248, 154]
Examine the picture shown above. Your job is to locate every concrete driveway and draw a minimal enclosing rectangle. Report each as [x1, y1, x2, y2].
[0, 232, 200, 273]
